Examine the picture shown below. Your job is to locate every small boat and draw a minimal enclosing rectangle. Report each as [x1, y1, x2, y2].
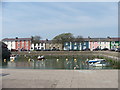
[86, 58, 107, 67]
[10, 55, 17, 61]
[37, 55, 45, 60]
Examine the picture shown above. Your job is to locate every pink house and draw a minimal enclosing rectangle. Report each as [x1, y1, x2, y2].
[90, 41, 99, 50]
[89, 38, 111, 51]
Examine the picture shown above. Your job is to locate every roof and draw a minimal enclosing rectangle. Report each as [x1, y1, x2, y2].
[2, 37, 120, 42]
[2, 38, 31, 41]
[88, 38, 111, 42]
[111, 38, 120, 41]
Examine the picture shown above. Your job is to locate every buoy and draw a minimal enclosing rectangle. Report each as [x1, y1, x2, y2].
[66, 58, 68, 61]
[74, 59, 77, 62]
[4, 59, 6, 62]
[28, 59, 31, 62]
[11, 59, 14, 62]
[57, 59, 59, 62]
[74, 67, 76, 69]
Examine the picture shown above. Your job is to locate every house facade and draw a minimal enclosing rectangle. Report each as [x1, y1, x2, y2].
[2, 38, 16, 50]
[45, 40, 62, 50]
[64, 41, 89, 51]
[2, 37, 31, 51]
[31, 40, 46, 50]
[89, 38, 111, 50]
[110, 38, 120, 49]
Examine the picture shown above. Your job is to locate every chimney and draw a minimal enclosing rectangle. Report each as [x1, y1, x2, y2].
[15, 37, 18, 39]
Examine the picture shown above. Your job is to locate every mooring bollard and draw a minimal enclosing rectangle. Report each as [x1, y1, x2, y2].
[66, 58, 68, 61]
[28, 59, 31, 62]
[57, 59, 59, 62]
[74, 59, 77, 62]
[4, 59, 6, 62]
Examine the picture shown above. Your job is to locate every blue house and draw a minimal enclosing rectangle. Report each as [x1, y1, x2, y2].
[64, 41, 89, 51]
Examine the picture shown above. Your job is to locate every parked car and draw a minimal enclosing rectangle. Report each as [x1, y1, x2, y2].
[11, 49, 18, 52]
[52, 48, 60, 51]
[115, 48, 120, 52]
[21, 49, 27, 51]
[101, 48, 109, 51]
[82, 48, 90, 51]
[35, 49, 41, 51]
[93, 48, 101, 51]
[110, 49, 115, 51]
[44, 49, 51, 51]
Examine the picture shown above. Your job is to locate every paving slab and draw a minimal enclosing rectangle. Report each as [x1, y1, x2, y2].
[1, 69, 118, 88]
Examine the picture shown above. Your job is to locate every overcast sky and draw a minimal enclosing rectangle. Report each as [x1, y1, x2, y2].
[2, 2, 118, 39]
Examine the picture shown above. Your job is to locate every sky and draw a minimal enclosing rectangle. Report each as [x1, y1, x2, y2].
[1, 2, 118, 39]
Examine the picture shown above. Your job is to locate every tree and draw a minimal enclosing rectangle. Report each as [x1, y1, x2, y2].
[74, 35, 84, 42]
[31, 36, 41, 50]
[31, 36, 41, 44]
[52, 33, 75, 49]
[0, 42, 11, 62]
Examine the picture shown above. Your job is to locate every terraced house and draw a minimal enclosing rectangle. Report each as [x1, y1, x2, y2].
[2, 37, 31, 51]
[31, 40, 46, 50]
[64, 38, 89, 51]
[89, 38, 111, 50]
[2, 37, 120, 51]
[110, 38, 120, 49]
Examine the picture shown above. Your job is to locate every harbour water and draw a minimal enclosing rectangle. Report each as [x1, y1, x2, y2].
[1, 55, 114, 70]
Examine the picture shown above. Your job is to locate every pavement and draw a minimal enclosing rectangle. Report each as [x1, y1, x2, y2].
[1, 69, 118, 88]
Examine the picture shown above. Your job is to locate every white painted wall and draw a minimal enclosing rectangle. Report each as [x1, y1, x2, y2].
[3, 41, 15, 50]
[99, 42, 110, 49]
[31, 43, 46, 50]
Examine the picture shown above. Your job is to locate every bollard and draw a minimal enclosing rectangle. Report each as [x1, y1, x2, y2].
[11, 59, 14, 62]
[66, 58, 68, 61]
[74, 59, 77, 62]
[28, 59, 31, 62]
[4, 59, 6, 62]
[57, 59, 59, 62]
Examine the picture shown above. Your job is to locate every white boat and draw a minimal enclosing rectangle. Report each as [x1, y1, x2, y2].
[37, 55, 45, 60]
[10, 55, 17, 61]
[86, 58, 107, 67]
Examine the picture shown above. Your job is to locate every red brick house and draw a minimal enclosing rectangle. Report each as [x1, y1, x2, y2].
[2, 37, 31, 51]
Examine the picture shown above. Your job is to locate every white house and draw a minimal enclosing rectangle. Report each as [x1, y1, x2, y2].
[2, 38, 16, 50]
[31, 40, 46, 50]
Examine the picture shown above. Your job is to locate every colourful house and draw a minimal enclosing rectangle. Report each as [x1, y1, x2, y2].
[89, 38, 111, 50]
[64, 40, 89, 51]
[2, 37, 31, 51]
[110, 38, 120, 49]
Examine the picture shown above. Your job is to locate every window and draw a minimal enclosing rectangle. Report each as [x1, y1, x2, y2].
[41, 43, 43, 46]
[84, 42, 86, 45]
[74, 42, 77, 45]
[74, 46, 77, 49]
[66, 43, 68, 45]
[41, 47, 44, 50]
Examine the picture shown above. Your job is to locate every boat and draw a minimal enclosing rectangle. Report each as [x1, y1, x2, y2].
[37, 55, 45, 60]
[10, 55, 17, 61]
[86, 58, 107, 67]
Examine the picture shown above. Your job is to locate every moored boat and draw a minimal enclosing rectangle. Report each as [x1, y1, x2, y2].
[86, 58, 107, 67]
[10, 55, 17, 61]
[37, 55, 45, 60]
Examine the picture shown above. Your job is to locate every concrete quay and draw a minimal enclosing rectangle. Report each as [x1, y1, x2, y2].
[1, 69, 118, 88]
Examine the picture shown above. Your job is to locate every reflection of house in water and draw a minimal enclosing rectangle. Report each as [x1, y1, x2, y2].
[8, 62, 16, 68]
[34, 61, 45, 69]
[15, 62, 34, 68]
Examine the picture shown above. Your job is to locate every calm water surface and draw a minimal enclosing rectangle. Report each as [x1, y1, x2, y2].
[1, 55, 113, 70]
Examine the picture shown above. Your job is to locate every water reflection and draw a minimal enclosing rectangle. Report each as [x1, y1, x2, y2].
[1, 56, 113, 70]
